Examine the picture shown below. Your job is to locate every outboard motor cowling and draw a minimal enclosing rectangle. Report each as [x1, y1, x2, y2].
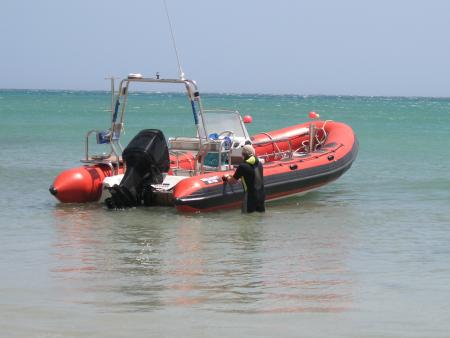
[105, 129, 169, 209]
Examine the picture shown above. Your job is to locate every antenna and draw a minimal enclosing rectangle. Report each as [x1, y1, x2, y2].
[163, 0, 185, 80]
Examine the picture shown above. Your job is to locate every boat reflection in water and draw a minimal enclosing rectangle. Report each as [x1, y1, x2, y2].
[51, 202, 353, 313]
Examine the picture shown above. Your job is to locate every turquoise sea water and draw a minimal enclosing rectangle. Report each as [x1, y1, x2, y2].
[0, 89, 449, 337]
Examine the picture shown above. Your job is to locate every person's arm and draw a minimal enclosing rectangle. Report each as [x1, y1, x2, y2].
[223, 166, 243, 184]
[223, 174, 238, 184]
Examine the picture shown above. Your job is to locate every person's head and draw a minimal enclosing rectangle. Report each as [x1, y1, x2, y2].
[241, 144, 255, 160]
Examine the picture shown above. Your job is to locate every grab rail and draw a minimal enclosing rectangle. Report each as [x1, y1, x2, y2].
[81, 129, 120, 175]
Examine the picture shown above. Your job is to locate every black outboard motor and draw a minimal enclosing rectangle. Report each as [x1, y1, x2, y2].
[105, 129, 169, 209]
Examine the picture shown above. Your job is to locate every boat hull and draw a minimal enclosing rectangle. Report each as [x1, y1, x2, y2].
[174, 141, 358, 211]
[173, 121, 358, 212]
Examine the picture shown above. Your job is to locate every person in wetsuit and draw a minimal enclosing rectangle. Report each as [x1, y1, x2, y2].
[223, 144, 265, 213]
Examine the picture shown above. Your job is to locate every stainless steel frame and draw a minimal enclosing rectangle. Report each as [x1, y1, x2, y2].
[81, 75, 246, 176]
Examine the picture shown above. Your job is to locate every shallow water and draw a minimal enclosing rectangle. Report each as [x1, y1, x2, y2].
[0, 90, 449, 337]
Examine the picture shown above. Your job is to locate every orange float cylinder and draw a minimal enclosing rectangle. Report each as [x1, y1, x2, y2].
[49, 165, 122, 203]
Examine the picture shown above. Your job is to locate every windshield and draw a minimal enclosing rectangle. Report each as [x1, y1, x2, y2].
[202, 110, 248, 138]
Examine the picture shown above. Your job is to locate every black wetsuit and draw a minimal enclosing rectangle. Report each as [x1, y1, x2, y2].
[233, 156, 265, 213]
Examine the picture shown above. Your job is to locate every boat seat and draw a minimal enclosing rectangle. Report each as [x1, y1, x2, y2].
[81, 154, 123, 165]
[168, 137, 201, 151]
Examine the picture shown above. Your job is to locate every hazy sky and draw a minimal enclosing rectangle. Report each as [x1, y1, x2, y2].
[1, 0, 449, 96]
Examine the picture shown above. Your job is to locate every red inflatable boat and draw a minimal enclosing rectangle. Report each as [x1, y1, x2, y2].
[50, 75, 358, 212]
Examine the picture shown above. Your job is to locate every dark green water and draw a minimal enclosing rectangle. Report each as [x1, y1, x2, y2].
[0, 90, 449, 337]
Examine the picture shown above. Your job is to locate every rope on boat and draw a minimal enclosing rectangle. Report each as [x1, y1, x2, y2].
[294, 120, 331, 154]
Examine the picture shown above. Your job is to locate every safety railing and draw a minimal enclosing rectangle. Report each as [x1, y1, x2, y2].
[81, 129, 121, 175]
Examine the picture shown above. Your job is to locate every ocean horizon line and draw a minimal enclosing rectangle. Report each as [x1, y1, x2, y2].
[1, 87, 449, 100]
